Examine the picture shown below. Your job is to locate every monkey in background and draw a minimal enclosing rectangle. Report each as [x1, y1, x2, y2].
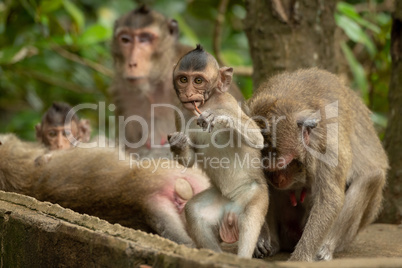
[110, 5, 244, 157]
[168, 45, 268, 258]
[35, 102, 91, 150]
[0, 133, 210, 246]
[247, 68, 388, 261]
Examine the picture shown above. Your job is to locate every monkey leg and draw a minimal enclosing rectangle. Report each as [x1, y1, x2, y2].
[185, 187, 228, 253]
[316, 170, 386, 260]
[236, 185, 269, 258]
[147, 195, 195, 247]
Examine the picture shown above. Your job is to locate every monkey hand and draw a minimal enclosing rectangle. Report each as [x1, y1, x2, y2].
[168, 132, 190, 154]
[315, 243, 334, 261]
[197, 110, 231, 132]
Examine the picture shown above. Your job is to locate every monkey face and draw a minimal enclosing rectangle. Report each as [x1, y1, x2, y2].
[173, 70, 213, 111]
[173, 46, 233, 113]
[112, 7, 180, 85]
[114, 26, 161, 83]
[264, 160, 306, 190]
[41, 121, 78, 150]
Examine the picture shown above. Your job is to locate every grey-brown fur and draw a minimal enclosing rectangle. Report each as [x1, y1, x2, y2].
[110, 8, 243, 157]
[247, 68, 388, 261]
[0, 134, 210, 246]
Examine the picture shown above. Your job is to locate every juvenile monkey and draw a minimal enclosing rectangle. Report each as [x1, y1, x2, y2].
[110, 6, 243, 157]
[35, 102, 91, 150]
[0, 133, 210, 246]
[168, 45, 268, 258]
[247, 68, 388, 261]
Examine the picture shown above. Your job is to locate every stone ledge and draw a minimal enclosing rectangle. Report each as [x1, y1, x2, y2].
[0, 191, 401, 268]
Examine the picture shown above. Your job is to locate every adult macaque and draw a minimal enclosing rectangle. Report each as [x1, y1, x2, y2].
[110, 5, 243, 157]
[35, 102, 91, 150]
[247, 68, 388, 261]
[0, 133, 210, 246]
[168, 45, 268, 258]
[0, 134, 46, 193]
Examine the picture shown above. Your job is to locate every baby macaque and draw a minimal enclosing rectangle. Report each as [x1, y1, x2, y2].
[168, 45, 268, 258]
[247, 68, 388, 261]
[35, 102, 91, 150]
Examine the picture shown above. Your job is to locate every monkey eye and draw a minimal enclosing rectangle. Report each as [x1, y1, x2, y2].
[138, 32, 154, 43]
[194, 77, 203, 84]
[180, 76, 188, 83]
[47, 130, 57, 138]
[119, 34, 132, 44]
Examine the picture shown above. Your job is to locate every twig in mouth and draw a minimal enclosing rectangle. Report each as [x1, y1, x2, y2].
[193, 102, 202, 114]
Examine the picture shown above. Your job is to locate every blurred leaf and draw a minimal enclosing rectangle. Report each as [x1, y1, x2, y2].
[232, 4, 246, 20]
[337, 2, 380, 33]
[62, 0, 85, 32]
[376, 13, 391, 26]
[0, 46, 38, 64]
[174, 15, 200, 45]
[221, 50, 246, 66]
[77, 24, 111, 45]
[371, 112, 388, 129]
[337, 2, 359, 18]
[19, 0, 37, 19]
[4, 109, 42, 141]
[235, 76, 253, 99]
[40, 0, 63, 14]
[340, 41, 368, 101]
[335, 14, 377, 57]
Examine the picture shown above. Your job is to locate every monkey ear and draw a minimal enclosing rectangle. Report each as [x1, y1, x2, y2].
[35, 123, 42, 142]
[168, 19, 179, 37]
[218, 67, 233, 93]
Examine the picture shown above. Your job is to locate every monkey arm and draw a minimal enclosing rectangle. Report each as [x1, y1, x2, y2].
[197, 108, 264, 149]
[289, 176, 344, 261]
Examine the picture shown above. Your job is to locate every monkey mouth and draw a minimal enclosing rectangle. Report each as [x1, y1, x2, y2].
[181, 100, 203, 112]
[125, 76, 147, 84]
[264, 160, 304, 190]
[270, 172, 293, 189]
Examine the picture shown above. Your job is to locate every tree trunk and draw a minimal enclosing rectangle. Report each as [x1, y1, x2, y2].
[244, 0, 338, 89]
[378, 1, 402, 224]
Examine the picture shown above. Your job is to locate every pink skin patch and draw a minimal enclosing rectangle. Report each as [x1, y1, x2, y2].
[160, 137, 167, 146]
[146, 140, 151, 149]
[290, 191, 297, 207]
[219, 211, 239, 244]
[154, 175, 208, 214]
[174, 194, 187, 213]
[300, 188, 307, 203]
[289, 188, 307, 206]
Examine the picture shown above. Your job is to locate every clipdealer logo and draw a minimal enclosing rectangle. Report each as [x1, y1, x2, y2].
[65, 101, 339, 167]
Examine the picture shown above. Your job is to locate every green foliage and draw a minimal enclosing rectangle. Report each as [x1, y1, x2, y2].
[0, 0, 252, 141]
[0, 0, 391, 141]
[335, 0, 391, 135]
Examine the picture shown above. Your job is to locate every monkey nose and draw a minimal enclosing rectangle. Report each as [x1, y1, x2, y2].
[128, 62, 138, 68]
